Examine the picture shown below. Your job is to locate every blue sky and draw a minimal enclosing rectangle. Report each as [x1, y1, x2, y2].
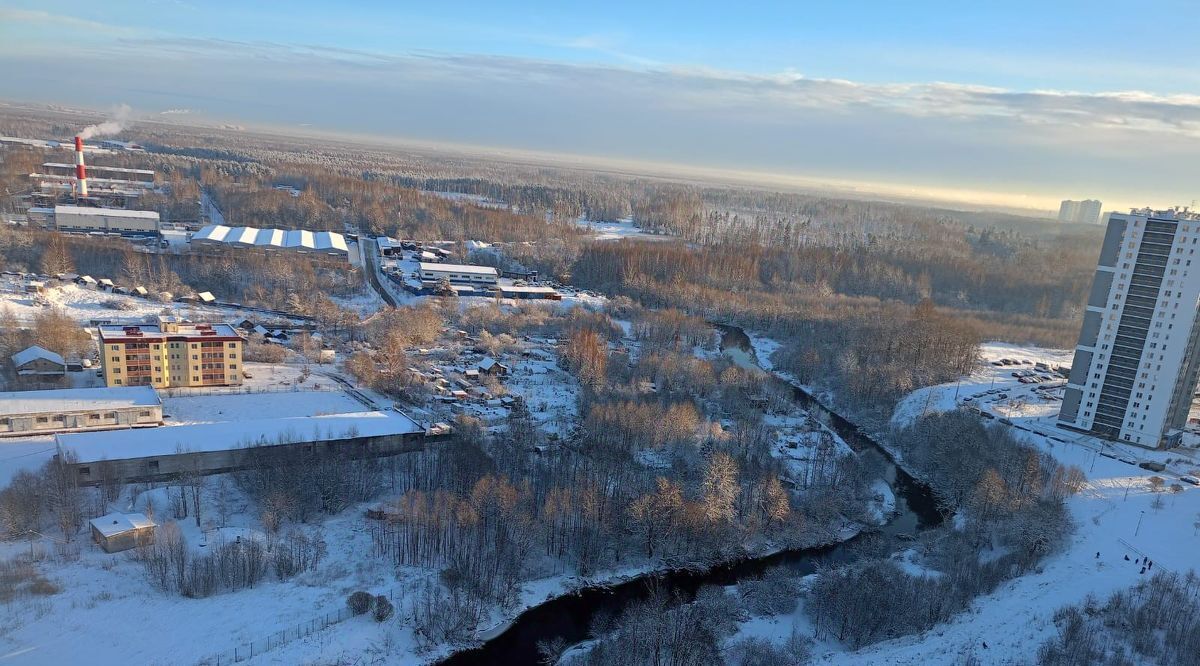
[2, 1, 1198, 210]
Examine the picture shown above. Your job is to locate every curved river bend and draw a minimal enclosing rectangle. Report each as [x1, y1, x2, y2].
[440, 326, 942, 665]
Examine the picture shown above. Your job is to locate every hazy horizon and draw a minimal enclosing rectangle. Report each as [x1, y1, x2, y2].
[3, 1, 1197, 213]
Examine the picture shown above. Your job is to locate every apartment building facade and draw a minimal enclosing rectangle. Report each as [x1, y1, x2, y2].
[98, 317, 244, 389]
[1058, 209, 1200, 448]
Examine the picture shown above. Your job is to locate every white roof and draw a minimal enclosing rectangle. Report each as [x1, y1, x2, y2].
[254, 228, 285, 248]
[78, 275, 97, 283]
[196, 291, 216, 303]
[193, 224, 231, 243]
[0, 386, 160, 418]
[90, 512, 156, 538]
[499, 285, 557, 294]
[59, 410, 422, 463]
[228, 226, 259, 245]
[478, 357, 498, 370]
[418, 262, 498, 276]
[314, 231, 348, 252]
[11, 345, 65, 368]
[54, 205, 159, 220]
[44, 163, 154, 176]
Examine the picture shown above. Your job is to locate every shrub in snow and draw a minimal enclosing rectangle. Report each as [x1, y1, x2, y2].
[347, 590, 373, 615]
[373, 595, 394, 622]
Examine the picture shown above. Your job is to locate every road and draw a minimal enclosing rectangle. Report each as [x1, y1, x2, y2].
[360, 237, 398, 307]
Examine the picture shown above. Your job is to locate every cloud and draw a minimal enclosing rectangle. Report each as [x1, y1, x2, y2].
[0, 9, 142, 36]
[2, 38, 1197, 209]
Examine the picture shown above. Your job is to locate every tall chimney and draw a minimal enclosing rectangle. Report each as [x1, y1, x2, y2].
[74, 136, 88, 198]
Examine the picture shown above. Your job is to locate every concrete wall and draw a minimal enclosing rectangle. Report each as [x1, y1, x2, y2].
[72, 431, 445, 486]
[0, 405, 161, 436]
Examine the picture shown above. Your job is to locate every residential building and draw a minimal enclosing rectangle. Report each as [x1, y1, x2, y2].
[10, 345, 66, 377]
[418, 262, 499, 286]
[1058, 209, 1200, 448]
[1058, 199, 1103, 225]
[98, 316, 245, 388]
[0, 386, 162, 436]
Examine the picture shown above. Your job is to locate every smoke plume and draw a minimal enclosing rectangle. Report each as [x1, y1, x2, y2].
[78, 104, 132, 139]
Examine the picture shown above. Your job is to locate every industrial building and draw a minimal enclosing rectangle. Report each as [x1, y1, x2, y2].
[1058, 209, 1200, 448]
[61, 410, 431, 485]
[10, 345, 66, 377]
[191, 224, 348, 257]
[1058, 199, 1103, 225]
[98, 316, 245, 388]
[418, 262, 499, 286]
[53, 205, 160, 234]
[0, 386, 162, 437]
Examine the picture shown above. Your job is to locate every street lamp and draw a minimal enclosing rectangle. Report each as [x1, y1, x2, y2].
[1135, 510, 1145, 537]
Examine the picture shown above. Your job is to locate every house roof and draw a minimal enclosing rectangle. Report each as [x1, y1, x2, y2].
[11, 345, 64, 368]
[90, 512, 156, 538]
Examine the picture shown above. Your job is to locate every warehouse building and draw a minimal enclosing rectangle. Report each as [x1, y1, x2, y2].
[418, 262, 499, 287]
[98, 316, 245, 388]
[53, 205, 160, 234]
[0, 386, 162, 437]
[191, 224, 348, 257]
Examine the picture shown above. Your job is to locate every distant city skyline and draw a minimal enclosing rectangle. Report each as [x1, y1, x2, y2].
[1, 1, 1198, 212]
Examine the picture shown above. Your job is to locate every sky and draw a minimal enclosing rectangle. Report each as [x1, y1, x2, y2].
[1, 1, 1198, 212]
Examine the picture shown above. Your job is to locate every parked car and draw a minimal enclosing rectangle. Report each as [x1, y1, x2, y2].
[998, 393, 1009, 399]
[1181, 475, 1199, 486]
[1138, 461, 1167, 472]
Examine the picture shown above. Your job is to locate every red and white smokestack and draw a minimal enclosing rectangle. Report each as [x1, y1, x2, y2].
[74, 136, 88, 197]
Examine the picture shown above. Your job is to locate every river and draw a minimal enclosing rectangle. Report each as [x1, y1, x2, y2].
[440, 326, 942, 665]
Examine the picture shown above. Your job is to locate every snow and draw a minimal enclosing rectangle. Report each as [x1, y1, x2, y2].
[161, 390, 366, 425]
[0, 281, 234, 326]
[0, 386, 160, 418]
[574, 216, 669, 241]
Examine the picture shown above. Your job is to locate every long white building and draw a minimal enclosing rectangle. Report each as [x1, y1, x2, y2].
[1059, 209, 1200, 448]
[191, 224, 348, 257]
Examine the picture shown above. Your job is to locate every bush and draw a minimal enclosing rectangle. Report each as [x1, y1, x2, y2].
[347, 590, 373, 615]
[373, 594, 394, 622]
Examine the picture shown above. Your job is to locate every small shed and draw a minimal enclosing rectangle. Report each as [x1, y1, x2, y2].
[197, 291, 216, 303]
[76, 275, 98, 288]
[98, 278, 115, 291]
[89, 512, 157, 553]
[11, 345, 66, 377]
[24, 281, 45, 294]
[132, 285, 149, 297]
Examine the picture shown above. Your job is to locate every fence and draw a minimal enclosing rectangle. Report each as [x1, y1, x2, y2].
[199, 586, 405, 665]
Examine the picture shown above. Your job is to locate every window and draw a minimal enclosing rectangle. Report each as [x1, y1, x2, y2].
[148, 460, 159, 472]
[193, 376, 199, 382]
[114, 379, 122, 385]
[228, 342, 237, 348]
[36, 416, 48, 424]
[139, 410, 151, 418]
[78, 466, 90, 476]
[104, 412, 116, 419]
[53, 415, 64, 422]
[88, 414, 100, 421]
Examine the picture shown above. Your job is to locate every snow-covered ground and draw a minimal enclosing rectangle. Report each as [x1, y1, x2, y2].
[574, 216, 670, 241]
[0, 281, 232, 326]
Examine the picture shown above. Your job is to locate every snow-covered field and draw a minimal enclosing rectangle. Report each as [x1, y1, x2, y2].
[574, 216, 669, 241]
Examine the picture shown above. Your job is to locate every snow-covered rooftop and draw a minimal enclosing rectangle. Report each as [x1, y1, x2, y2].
[418, 262, 498, 276]
[58, 410, 423, 463]
[54, 205, 159, 220]
[192, 224, 347, 254]
[0, 386, 161, 418]
[90, 512, 156, 538]
[10, 345, 65, 368]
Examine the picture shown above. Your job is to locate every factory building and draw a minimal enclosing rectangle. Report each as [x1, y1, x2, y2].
[1059, 209, 1200, 448]
[191, 224, 348, 257]
[53, 205, 160, 234]
[98, 316, 244, 389]
[0, 386, 162, 437]
[417, 262, 499, 286]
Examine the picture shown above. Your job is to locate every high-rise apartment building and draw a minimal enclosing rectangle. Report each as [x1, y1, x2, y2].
[98, 316, 245, 389]
[1059, 209, 1200, 448]
[1058, 199, 1103, 225]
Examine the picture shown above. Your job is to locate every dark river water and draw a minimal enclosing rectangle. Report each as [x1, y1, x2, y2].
[440, 325, 943, 666]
